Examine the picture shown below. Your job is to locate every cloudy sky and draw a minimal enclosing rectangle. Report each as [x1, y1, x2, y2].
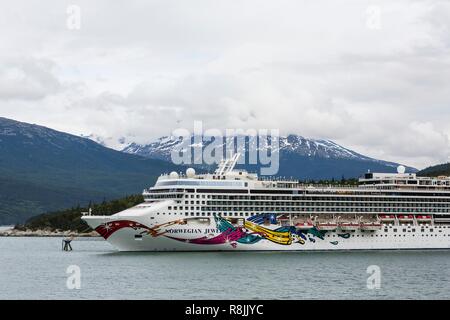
[1, 0, 449, 169]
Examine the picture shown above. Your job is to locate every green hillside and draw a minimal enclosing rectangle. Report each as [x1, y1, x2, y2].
[16, 194, 143, 233]
[0, 117, 182, 224]
[417, 163, 450, 177]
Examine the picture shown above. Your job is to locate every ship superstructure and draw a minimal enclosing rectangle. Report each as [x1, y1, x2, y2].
[82, 155, 450, 251]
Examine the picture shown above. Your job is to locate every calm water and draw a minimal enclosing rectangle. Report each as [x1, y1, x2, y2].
[0, 237, 449, 299]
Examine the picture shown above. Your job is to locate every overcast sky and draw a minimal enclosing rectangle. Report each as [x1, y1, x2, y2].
[1, 0, 450, 169]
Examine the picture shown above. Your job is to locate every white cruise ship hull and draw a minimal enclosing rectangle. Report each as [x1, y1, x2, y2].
[81, 156, 450, 252]
[83, 215, 450, 252]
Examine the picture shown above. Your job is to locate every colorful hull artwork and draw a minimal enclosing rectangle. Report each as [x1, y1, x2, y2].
[94, 214, 349, 248]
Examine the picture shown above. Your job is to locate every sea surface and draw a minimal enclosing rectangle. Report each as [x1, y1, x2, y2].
[0, 236, 449, 299]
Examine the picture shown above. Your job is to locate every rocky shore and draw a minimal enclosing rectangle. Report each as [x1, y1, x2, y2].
[0, 227, 99, 237]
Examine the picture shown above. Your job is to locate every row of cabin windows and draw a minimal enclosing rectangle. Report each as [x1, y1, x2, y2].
[207, 195, 450, 202]
[206, 200, 450, 205]
[168, 204, 450, 211]
[145, 193, 450, 203]
[168, 203, 450, 209]
[168, 206, 201, 211]
[200, 207, 450, 213]
[156, 212, 256, 217]
[325, 234, 449, 238]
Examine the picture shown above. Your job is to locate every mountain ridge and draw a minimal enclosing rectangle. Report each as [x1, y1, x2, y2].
[0, 117, 183, 224]
[121, 134, 417, 179]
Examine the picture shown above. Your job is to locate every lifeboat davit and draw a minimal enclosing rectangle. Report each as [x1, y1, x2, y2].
[378, 214, 395, 222]
[397, 214, 414, 222]
[339, 221, 360, 231]
[416, 215, 432, 222]
[295, 221, 314, 230]
[316, 222, 338, 231]
[360, 221, 382, 231]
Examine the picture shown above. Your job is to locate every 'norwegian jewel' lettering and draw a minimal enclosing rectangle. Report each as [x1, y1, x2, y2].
[165, 228, 220, 234]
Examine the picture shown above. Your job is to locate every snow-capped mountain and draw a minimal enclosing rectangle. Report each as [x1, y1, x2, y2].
[80, 133, 129, 150]
[121, 134, 417, 179]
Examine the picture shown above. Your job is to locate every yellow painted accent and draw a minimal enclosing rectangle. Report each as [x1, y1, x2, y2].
[244, 221, 292, 245]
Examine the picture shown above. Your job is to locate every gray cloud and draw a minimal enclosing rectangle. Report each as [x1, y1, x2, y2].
[0, 58, 61, 100]
[0, 0, 450, 169]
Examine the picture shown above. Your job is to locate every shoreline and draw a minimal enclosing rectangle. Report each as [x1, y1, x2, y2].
[0, 228, 99, 237]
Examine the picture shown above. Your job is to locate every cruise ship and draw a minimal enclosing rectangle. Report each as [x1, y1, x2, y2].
[82, 154, 450, 251]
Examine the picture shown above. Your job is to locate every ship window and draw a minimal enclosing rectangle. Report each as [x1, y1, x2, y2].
[430, 229, 434, 232]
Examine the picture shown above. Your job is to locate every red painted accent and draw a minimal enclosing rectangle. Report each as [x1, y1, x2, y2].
[95, 220, 150, 240]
